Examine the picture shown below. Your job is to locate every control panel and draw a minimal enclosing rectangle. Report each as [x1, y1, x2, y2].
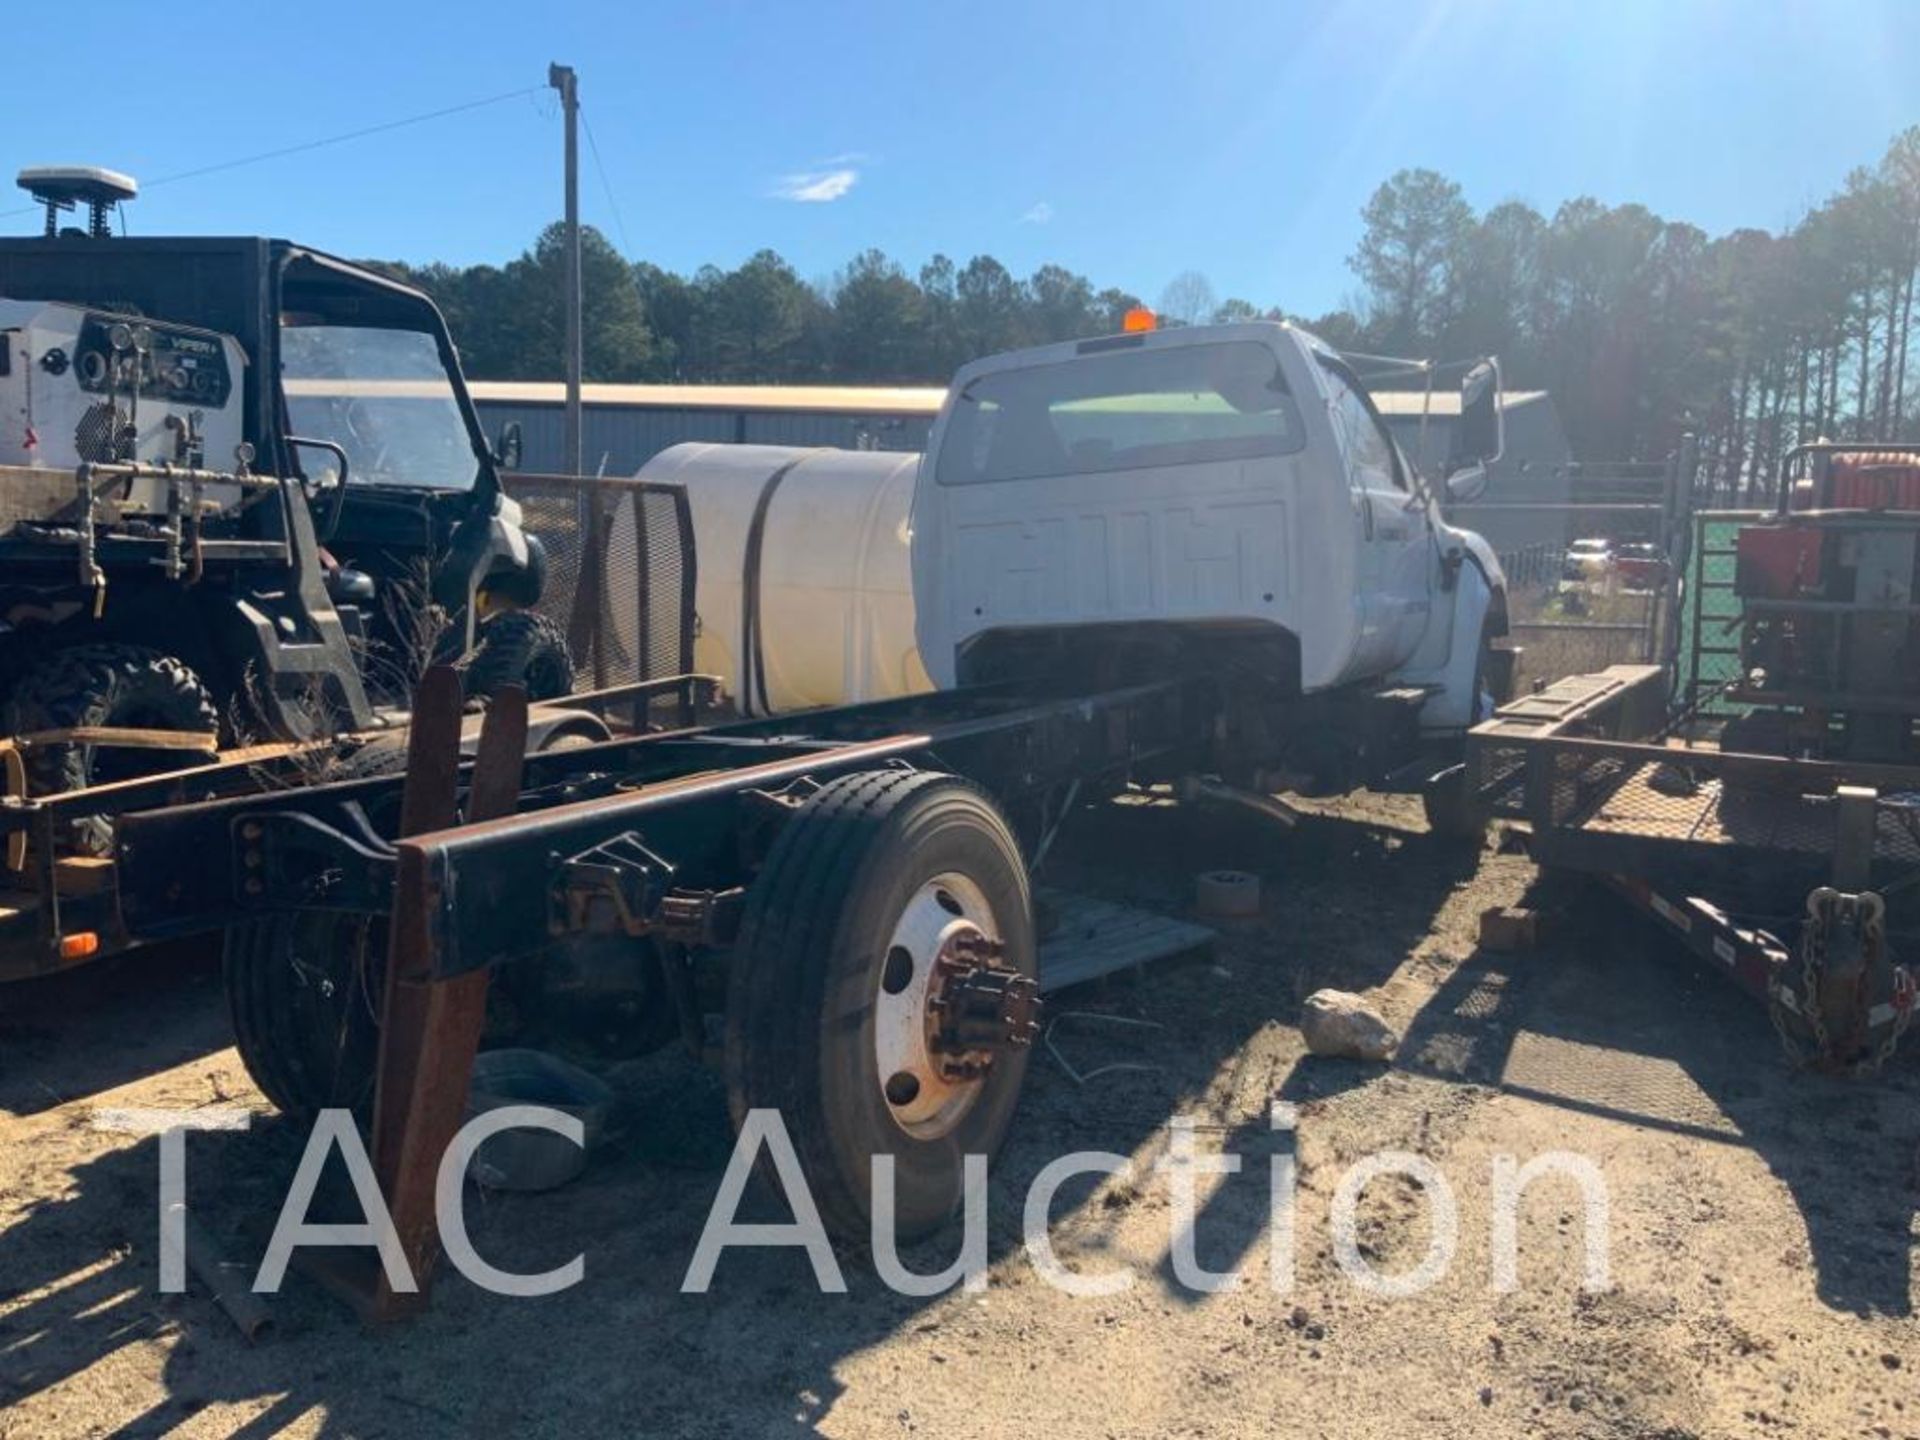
[0, 299, 247, 514]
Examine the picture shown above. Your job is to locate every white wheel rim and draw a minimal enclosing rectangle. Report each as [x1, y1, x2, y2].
[873, 872, 997, 1140]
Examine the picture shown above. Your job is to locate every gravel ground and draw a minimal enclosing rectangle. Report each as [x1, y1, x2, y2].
[2, 796, 1916, 1439]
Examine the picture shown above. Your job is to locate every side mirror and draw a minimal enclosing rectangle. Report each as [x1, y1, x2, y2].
[1445, 463, 1490, 504]
[493, 420, 524, 471]
[1449, 358, 1503, 475]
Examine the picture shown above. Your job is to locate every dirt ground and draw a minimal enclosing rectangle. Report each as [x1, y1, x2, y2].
[3, 796, 1917, 1439]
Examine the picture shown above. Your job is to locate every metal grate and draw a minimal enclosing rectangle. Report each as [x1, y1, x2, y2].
[504, 474, 697, 693]
[1469, 734, 1531, 820]
[74, 401, 125, 463]
[1567, 760, 1920, 863]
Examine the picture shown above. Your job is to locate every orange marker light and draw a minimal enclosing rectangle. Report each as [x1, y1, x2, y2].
[59, 931, 100, 961]
[1122, 306, 1157, 333]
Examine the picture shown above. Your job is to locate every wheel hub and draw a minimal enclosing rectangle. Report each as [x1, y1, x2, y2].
[924, 928, 1041, 1081]
[872, 874, 1034, 1140]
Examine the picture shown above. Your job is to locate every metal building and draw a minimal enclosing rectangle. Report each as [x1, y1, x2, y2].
[469, 383, 939, 477]
[472, 380, 1573, 553]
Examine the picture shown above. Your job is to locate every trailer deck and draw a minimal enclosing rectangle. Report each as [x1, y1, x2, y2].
[1471, 666, 1920, 883]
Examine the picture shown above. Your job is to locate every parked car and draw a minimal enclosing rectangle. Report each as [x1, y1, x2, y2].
[1562, 536, 1615, 583]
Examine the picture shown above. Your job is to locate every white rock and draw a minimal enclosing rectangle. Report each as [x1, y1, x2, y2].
[1300, 989, 1399, 1062]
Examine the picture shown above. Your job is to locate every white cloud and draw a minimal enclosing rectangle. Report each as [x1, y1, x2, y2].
[773, 167, 859, 203]
[1021, 201, 1054, 225]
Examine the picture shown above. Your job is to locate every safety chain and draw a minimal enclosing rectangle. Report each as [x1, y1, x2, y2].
[1769, 888, 1909, 1076]
[1863, 961, 1915, 1078]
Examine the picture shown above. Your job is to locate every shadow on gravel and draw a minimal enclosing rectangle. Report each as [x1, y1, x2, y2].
[1049, 800, 1484, 1310]
[0, 937, 229, 1118]
[1365, 876, 1920, 1320]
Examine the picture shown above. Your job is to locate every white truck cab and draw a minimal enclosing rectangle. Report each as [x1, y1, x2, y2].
[911, 321, 1507, 733]
[642, 321, 1509, 776]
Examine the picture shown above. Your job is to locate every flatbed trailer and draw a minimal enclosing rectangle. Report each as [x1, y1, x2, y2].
[113, 660, 1226, 1317]
[1467, 664, 1919, 1071]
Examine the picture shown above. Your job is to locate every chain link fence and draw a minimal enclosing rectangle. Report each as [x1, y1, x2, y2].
[1453, 445, 1697, 695]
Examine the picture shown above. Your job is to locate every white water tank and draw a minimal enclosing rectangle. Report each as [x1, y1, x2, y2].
[635, 443, 932, 714]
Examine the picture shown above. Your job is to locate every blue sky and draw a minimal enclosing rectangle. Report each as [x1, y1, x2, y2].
[8, 1, 1919, 317]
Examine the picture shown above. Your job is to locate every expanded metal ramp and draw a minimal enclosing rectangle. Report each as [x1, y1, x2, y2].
[508, 473, 696, 691]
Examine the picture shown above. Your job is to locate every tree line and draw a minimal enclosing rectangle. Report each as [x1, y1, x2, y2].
[381, 236, 1160, 394]
[1341, 126, 1920, 492]
[379, 123, 1920, 484]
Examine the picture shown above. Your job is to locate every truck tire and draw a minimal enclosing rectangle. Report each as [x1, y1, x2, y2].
[4, 643, 219, 855]
[460, 610, 574, 703]
[1421, 763, 1478, 842]
[725, 770, 1037, 1241]
[225, 911, 387, 1119]
[1421, 622, 1502, 844]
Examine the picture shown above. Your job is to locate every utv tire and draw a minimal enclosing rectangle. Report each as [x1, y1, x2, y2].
[724, 769, 1036, 1242]
[460, 610, 574, 703]
[4, 643, 219, 855]
[225, 911, 387, 1120]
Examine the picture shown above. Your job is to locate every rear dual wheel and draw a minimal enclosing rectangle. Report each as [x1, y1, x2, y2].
[725, 770, 1037, 1240]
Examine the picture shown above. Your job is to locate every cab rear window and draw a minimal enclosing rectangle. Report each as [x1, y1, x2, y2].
[936, 340, 1306, 485]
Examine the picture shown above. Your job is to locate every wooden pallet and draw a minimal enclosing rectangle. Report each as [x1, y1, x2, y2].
[1036, 888, 1215, 993]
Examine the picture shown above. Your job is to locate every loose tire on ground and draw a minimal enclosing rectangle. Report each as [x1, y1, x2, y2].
[3, 643, 219, 854]
[224, 911, 388, 1120]
[724, 769, 1036, 1241]
[460, 610, 574, 703]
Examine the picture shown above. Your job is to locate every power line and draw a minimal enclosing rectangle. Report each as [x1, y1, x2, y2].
[578, 102, 633, 255]
[1, 84, 543, 218]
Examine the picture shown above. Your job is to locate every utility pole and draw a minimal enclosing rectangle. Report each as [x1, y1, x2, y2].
[549, 62, 582, 477]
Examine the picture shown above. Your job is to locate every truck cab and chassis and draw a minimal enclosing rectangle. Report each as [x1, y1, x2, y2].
[16, 277, 1515, 1314]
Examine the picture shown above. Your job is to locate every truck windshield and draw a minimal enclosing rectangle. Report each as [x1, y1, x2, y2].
[278, 325, 478, 490]
[936, 340, 1306, 485]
